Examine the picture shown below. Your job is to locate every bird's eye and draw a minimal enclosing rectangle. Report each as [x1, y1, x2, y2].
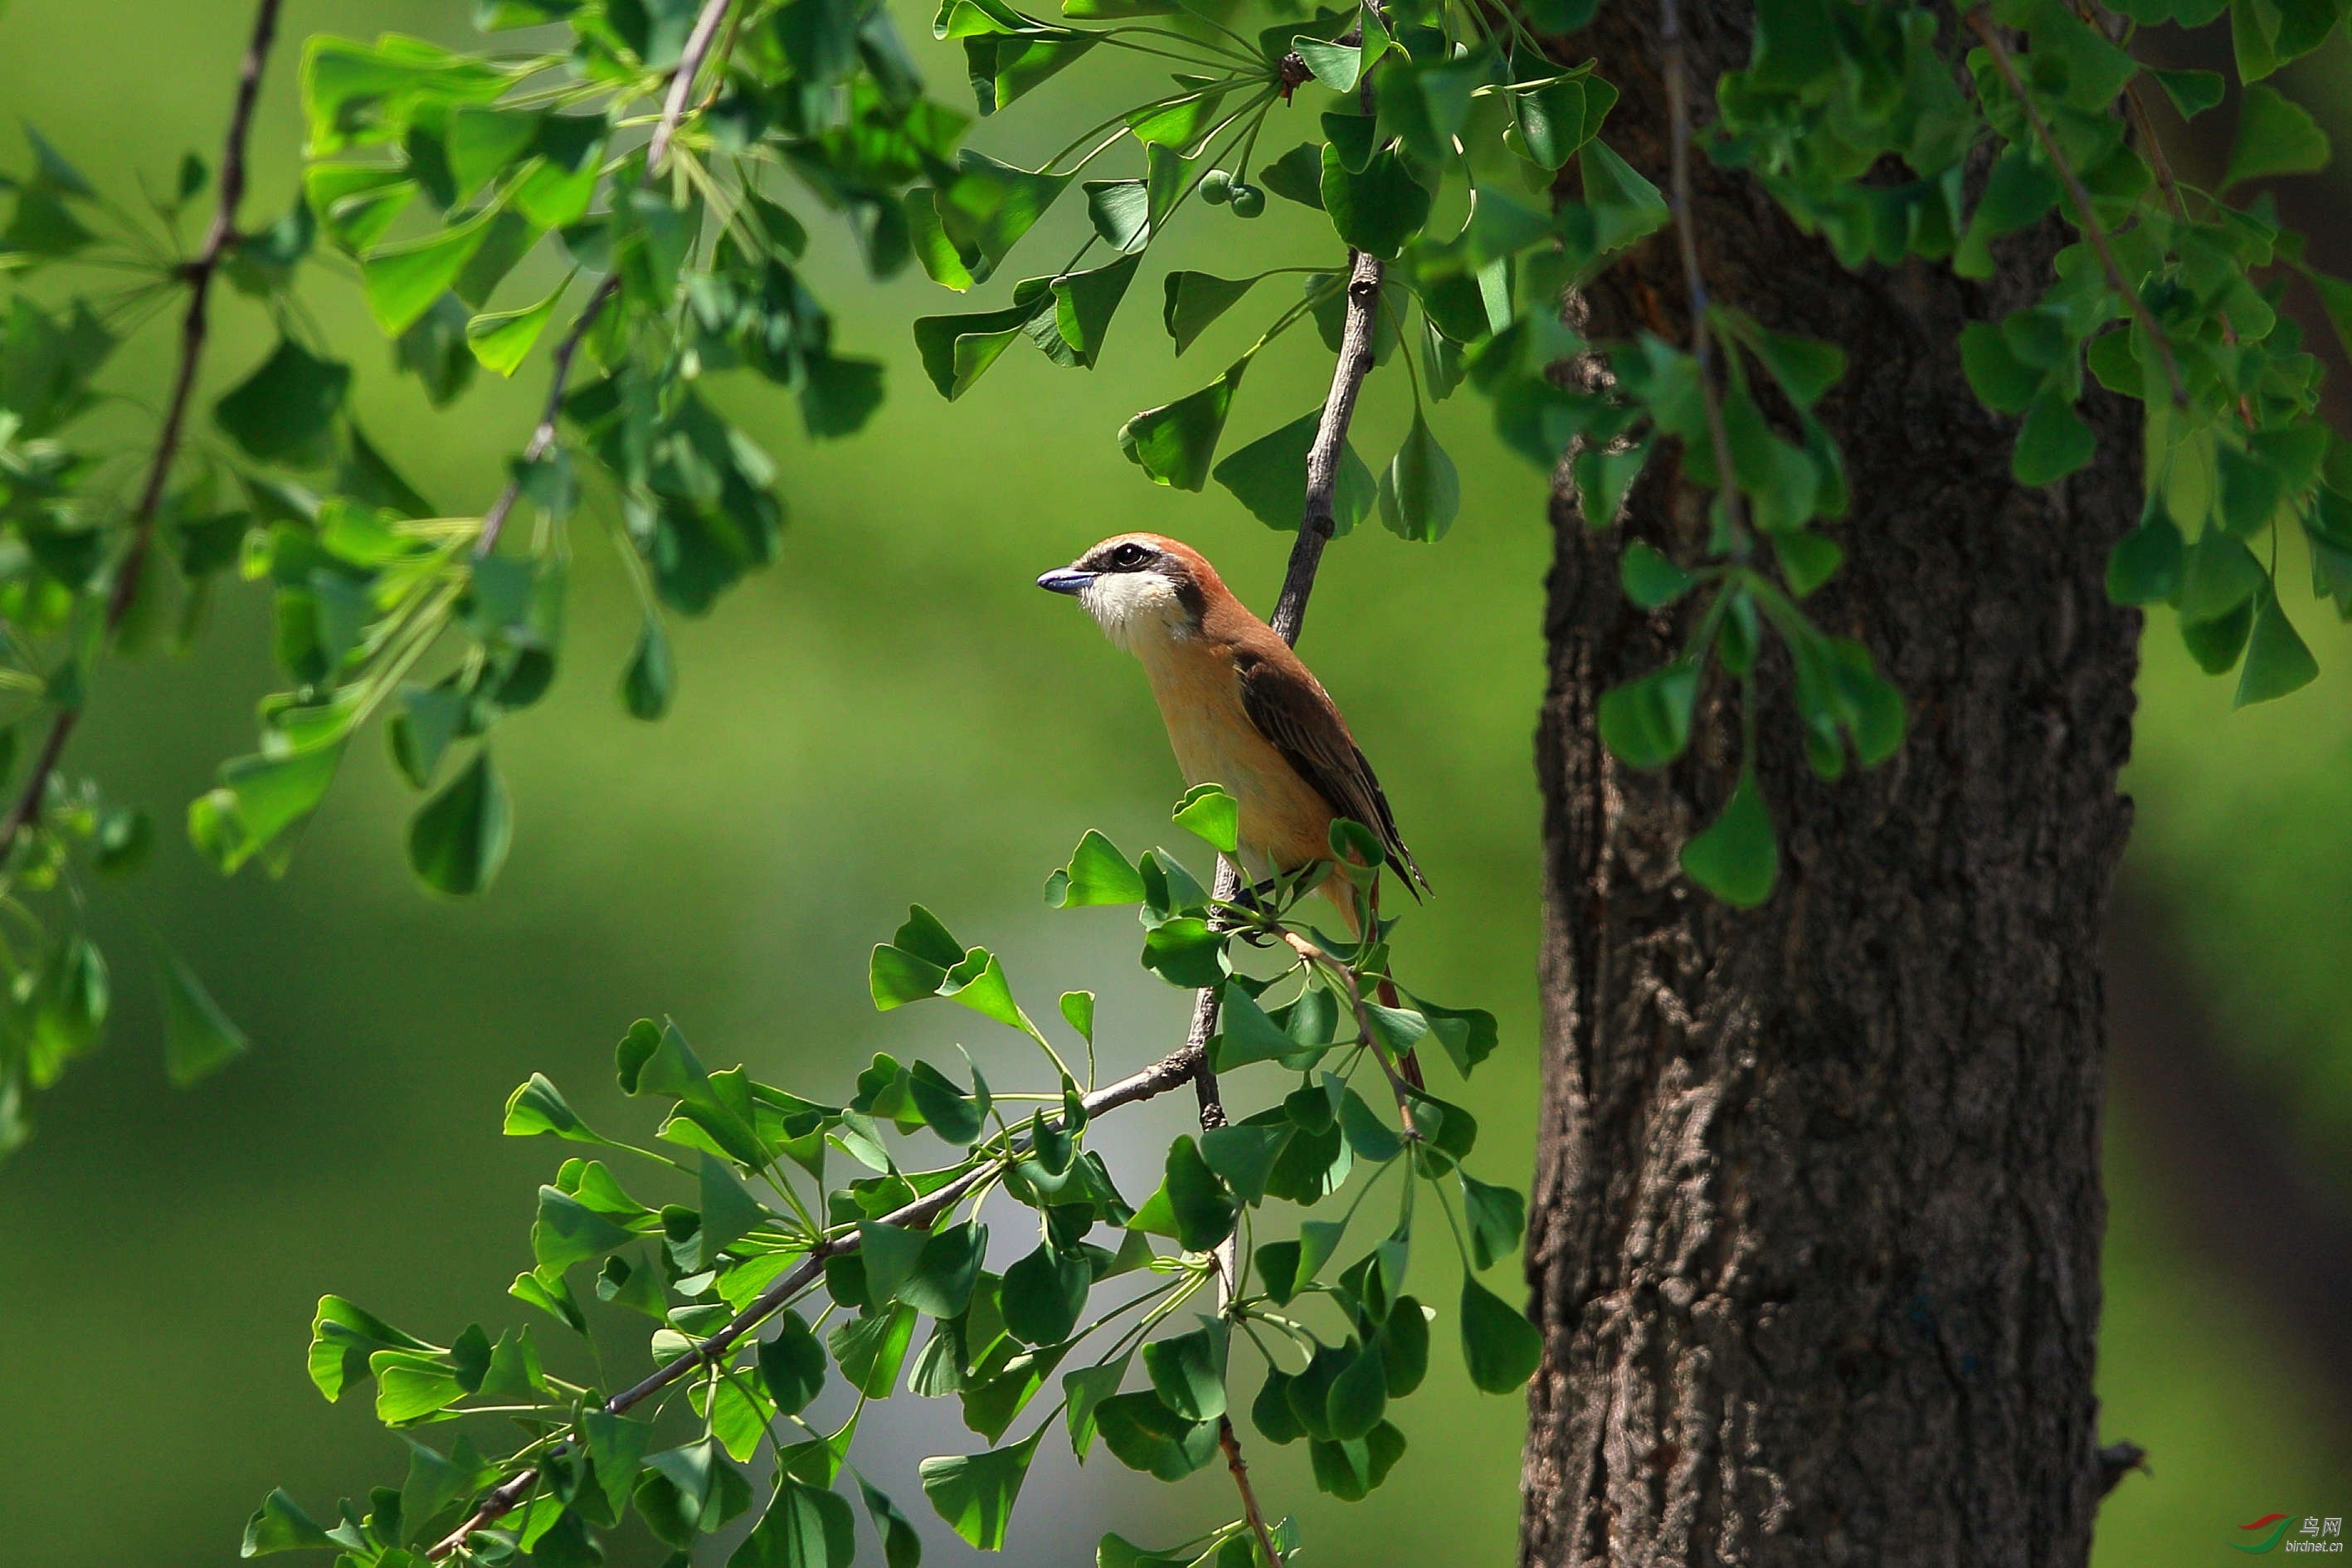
[1108, 543, 1151, 569]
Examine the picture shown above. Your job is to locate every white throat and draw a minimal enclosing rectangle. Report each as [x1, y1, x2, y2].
[1079, 571, 1191, 656]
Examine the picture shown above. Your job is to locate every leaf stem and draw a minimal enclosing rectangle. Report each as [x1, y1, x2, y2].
[1280, 930, 1419, 1139]
[1108, 21, 1264, 67]
[1234, 274, 1343, 361]
[1100, 33, 1259, 71]
[1042, 83, 1232, 173]
[1380, 285, 1423, 417]
[1014, 1008, 1079, 1085]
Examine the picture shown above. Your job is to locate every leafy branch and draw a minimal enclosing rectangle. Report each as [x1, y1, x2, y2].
[0, 0, 283, 855]
[1174, 165, 1392, 1561]
[475, 0, 732, 558]
[251, 800, 1526, 1567]
[425, 1039, 1208, 1559]
[1965, 5, 2187, 407]
[1186, 230, 1388, 1156]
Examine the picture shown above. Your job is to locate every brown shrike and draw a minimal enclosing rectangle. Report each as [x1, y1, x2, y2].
[1038, 533, 1428, 920]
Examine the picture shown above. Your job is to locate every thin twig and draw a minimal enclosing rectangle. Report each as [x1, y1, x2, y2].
[2119, 83, 2184, 222]
[1658, 0, 1746, 542]
[1220, 1416, 1286, 1567]
[692, 2, 747, 114]
[2118, 68, 2258, 427]
[1278, 247, 1389, 643]
[651, 0, 735, 169]
[428, 1041, 1206, 1559]
[0, 0, 283, 858]
[473, 0, 733, 557]
[470, 275, 617, 555]
[1966, 7, 2189, 407]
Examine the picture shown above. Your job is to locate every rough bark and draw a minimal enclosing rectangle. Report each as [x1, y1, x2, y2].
[1521, 10, 2142, 1566]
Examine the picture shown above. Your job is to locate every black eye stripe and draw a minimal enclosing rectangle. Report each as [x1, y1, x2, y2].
[1102, 543, 1154, 570]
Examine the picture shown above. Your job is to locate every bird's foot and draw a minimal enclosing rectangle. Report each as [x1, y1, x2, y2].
[1215, 876, 1287, 947]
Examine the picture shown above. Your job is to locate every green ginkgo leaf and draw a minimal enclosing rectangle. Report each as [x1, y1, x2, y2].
[158, 951, 250, 1087]
[918, 1429, 1043, 1551]
[2224, 84, 2331, 189]
[1213, 407, 1374, 534]
[1119, 360, 1248, 490]
[1376, 414, 1459, 542]
[407, 750, 513, 897]
[465, 276, 568, 375]
[1680, 770, 1779, 907]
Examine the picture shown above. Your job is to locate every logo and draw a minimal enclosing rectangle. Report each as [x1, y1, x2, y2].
[2236, 1517, 2295, 1555]
[2232, 1516, 2346, 1555]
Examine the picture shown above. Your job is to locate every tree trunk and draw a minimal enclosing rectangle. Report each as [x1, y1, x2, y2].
[1520, 10, 2141, 1566]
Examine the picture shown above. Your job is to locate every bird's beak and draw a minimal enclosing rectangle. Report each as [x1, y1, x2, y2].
[1036, 567, 1095, 595]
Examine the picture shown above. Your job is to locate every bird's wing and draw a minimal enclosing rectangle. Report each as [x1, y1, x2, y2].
[1236, 652, 1430, 896]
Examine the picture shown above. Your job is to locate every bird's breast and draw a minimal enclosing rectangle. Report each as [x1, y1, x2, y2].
[1137, 640, 1333, 876]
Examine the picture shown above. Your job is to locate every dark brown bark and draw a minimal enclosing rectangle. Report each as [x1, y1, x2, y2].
[1522, 10, 2142, 1566]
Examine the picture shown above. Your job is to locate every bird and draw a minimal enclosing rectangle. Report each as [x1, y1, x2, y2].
[1036, 533, 1428, 925]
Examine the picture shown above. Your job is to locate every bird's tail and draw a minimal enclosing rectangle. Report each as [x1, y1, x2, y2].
[1389, 845, 1431, 901]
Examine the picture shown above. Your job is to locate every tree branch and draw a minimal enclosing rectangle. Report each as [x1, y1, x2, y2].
[473, 0, 733, 558]
[2115, 61, 2262, 429]
[1658, 0, 1746, 543]
[1272, 246, 1388, 645]
[1185, 243, 1388, 1110]
[470, 275, 617, 557]
[1219, 1415, 1285, 1567]
[428, 1040, 1206, 1559]
[1966, 7, 2188, 407]
[1176, 233, 1388, 1568]
[0, 0, 282, 857]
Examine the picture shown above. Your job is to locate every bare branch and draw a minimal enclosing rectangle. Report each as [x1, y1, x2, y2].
[0, 0, 283, 857]
[1273, 246, 1389, 645]
[1219, 1416, 1286, 1567]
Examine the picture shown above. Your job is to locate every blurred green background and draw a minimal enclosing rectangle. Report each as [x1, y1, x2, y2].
[0, 3, 2345, 1564]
